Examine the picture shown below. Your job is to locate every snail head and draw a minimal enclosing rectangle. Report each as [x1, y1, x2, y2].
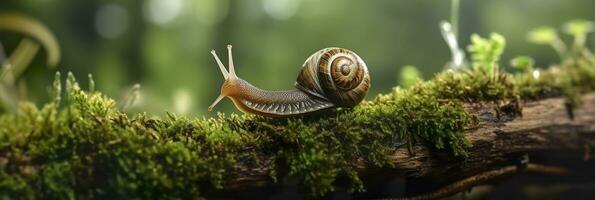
[208, 45, 240, 111]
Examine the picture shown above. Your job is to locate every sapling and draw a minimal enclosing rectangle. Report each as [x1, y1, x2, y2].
[527, 26, 568, 60]
[563, 19, 595, 62]
[510, 56, 535, 72]
[467, 33, 506, 80]
[563, 19, 594, 51]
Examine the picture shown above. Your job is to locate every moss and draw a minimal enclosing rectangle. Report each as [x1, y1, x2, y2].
[515, 59, 595, 105]
[423, 69, 515, 102]
[1, 35, 595, 198]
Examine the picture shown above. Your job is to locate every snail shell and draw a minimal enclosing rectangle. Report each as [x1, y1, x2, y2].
[295, 48, 370, 107]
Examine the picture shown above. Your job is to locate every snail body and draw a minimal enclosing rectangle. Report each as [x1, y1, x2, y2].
[208, 45, 370, 117]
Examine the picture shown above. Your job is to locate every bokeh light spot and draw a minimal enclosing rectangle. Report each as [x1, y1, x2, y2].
[144, 0, 183, 25]
[262, 0, 300, 21]
[533, 69, 540, 79]
[173, 88, 193, 114]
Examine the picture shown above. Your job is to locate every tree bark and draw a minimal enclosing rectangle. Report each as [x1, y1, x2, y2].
[391, 92, 595, 179]
[219, 93, 595, 197]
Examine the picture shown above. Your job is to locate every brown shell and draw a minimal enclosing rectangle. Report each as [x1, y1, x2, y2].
[294, 47, 370, 107]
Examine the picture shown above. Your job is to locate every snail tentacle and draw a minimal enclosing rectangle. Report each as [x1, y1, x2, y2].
[210, 49, 228, 79]
[227, 45, 236, 77]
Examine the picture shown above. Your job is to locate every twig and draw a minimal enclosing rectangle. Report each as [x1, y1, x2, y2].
[380, 164, 567, 200]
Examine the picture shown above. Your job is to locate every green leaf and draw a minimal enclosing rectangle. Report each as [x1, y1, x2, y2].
[510, 56, 534, 70]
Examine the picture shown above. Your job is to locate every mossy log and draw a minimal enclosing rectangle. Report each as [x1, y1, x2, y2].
[220, 93, 595, 198]
[2, 60, 594, 199]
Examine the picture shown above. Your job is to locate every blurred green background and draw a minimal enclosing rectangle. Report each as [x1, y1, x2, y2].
[1, 0, 594, 117]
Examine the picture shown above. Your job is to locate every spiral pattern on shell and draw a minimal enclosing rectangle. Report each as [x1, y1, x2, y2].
[295, 47, 370, 107]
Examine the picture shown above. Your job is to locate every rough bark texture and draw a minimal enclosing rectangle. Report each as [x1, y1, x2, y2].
[391, 93, 595, 179]
[220, 93, 595, 197]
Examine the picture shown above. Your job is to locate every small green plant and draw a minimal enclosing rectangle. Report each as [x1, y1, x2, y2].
[563, 19, 594, 51]
[510, 56, 535, 71]
[527, 26, 568, 60]
[467, 33, 506, 79]
[510, 56, 545, 99]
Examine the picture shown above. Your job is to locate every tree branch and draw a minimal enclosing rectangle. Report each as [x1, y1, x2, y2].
[221, 93, 595, 197]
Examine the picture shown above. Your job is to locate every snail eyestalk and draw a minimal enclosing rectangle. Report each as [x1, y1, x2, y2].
[208, 45, 240, 111]
[211, 49, 228, 79]
[227, 45, 236, 78]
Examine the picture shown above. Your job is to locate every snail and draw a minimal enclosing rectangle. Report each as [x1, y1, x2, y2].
[208, 45, 370, 117]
